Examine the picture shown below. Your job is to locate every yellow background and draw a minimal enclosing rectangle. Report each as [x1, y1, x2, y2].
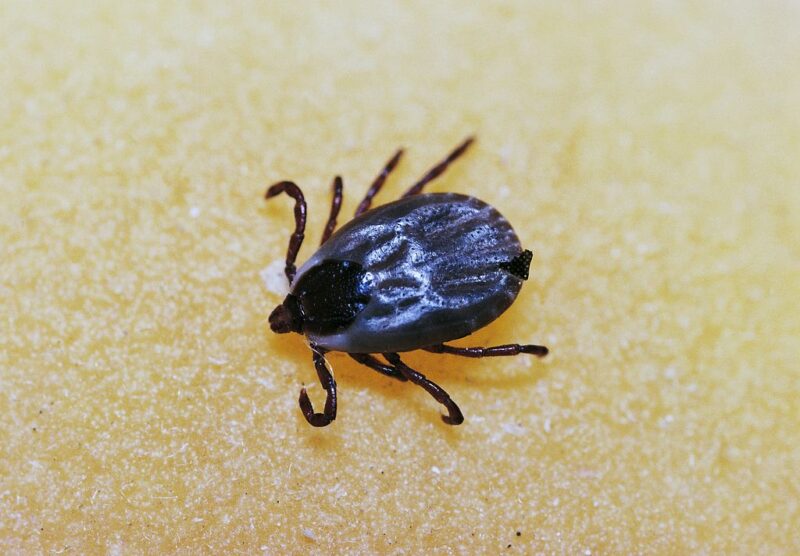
[2, 1, 799, 553]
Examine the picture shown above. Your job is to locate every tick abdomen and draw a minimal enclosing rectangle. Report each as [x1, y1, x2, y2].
[294, 193, 526, 353]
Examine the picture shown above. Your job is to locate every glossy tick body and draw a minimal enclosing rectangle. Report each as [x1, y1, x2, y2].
[266, 138, 548, 427]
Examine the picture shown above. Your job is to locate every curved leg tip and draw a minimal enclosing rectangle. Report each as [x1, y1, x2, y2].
[441, 411, 464, 426]
[298, 387, 334, 427]
[306, 415, 333, 427]
[298, 387, 313, 415]
[441, 403, 464, 425]
[265, 183, 283, 199]
[522, 345, 549, 357]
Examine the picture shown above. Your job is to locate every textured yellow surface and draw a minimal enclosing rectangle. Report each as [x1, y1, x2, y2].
[2, 1, 800, 553]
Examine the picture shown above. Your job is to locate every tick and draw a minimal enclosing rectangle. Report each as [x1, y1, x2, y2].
[266, 137, 548, 426]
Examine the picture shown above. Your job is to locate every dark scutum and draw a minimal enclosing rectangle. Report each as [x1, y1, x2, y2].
[293, 260, 372, 335]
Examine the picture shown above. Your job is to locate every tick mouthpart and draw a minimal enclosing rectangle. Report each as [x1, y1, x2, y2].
[269, 296, 303, 334]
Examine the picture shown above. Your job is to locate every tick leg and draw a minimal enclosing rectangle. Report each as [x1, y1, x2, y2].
[298, 347, 337, 427]
[349, 353, 408, 381]
[265, 181, 307, 284]
[355, 148, 404, 216]
[424, 342, 549, 358]
[401, 136, 475, 198]
[320, 176, 343, 245]
[383, 352, 464, 425]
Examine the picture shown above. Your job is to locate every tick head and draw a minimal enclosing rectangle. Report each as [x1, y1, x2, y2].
[269, 295, 303, 334]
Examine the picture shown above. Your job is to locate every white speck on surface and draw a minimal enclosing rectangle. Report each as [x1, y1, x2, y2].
[431, 466, 441, 474]
[552, 497, 559, 507]
[197, 27, 216, 47]
[636, 242, 657, 255]
[498, 143, 513, 165]
[165, 443, 188, 460]
[659, 414, 674, 428]
[543, 418, 552, 433]
[192, 517, 203, 523]
[208, 356, 228, 366]
[302, 528, 317, 541]
[328, 483, 347, 498]
[656, 201, 676, 214]
[261, 259, 290, 296]
[189, 206, 201, 218]
[502, 422, 527, 436]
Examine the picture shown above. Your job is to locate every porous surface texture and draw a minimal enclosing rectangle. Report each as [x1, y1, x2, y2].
[2, 1, 799, 553]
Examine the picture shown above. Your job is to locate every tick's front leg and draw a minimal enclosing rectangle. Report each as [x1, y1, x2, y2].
[298, 346, 337, 427]
[264, 181, 307, 284]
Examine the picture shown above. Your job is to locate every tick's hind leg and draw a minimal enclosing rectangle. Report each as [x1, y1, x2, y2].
[355, 149, 404, 216]
[265, 181, 307, 284]
[320, 176, 343, 245]
[383, 353, 464, 425]
[424, 342, 549, 358]
[298, 346, 337, 427]
[401, 136, 474, 198]
[349, 353, 408, 381]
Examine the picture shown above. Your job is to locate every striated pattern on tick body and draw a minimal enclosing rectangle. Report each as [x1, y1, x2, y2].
[293, 193, 526, 353]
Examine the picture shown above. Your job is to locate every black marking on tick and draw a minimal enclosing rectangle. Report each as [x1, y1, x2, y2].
[499, 249, 533, 280]
[290, 260, 372, 336]
[265, 137, 549, 427]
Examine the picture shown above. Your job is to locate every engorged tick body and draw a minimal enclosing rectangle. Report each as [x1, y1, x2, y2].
[266, 138, 548, 427]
